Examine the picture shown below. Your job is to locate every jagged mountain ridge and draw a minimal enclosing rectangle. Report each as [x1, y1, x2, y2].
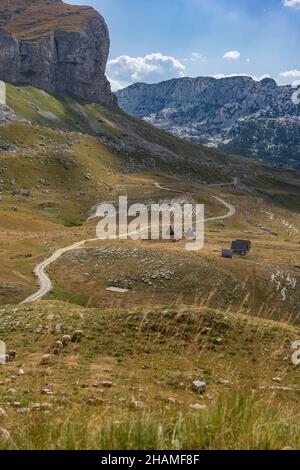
[116, 76, 300, 169]
[0, 0, 115, 107]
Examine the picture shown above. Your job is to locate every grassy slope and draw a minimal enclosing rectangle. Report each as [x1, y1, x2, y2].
[0, 84, 300, 449]
[1, 300, 300, 449]
[1, 1, 97, 40]
[0, 84, 299, 308]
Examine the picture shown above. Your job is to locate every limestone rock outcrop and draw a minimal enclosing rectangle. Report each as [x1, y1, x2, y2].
[0, 0, 115, 107]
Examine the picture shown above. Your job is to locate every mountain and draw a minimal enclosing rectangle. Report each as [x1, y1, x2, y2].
[0, 0, 115, 107]
[0, 83, 300, 450]
[116, 76, 300, 169]
[0, 2, 300, 451]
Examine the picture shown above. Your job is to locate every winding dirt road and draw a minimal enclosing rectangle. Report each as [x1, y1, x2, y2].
[20, 238, 99, 304]
[154, 182, 235, 222]
[20, 184, 235, 304]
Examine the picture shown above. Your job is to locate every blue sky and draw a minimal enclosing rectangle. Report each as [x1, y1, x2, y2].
[71, 0, 300, 90]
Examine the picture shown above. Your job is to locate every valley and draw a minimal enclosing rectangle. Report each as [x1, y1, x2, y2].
[0, 0, 300, 452]
[0, 84, 299, 317]
[0, 92, 299, 451]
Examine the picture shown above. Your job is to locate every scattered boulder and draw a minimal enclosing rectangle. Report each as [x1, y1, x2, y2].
[17, 408, 31, 414]
[272, 377, 282, 383]
[62, 335, 71, 346]
[190, 403, 206, 410]
[8, 351, 16, 362]
[192, 381, 207, 394]
[31, 403, 53, 411]
[86, 397, 103, 406]
[40, 354, 52, 365]
[0, 408, 6, 418]
[218, 379, 230, 386]
[41, 388, 53, 396]
[214, 337, 224, 345]
[167, 397, 176, 404]
[71, 330, 84, 343]
[130, 397, 144, 409]
[102, 380, 113, 388]
[10, 402, 21, 409]
[55, 341, 64, 350]
[0, 427, 10, 442]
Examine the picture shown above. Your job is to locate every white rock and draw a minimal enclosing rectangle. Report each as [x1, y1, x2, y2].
[11, 402, 21, 408]
[18, 368, 24, 376]
[40, 354, 52, 365]
[218, 379, 230, 385]
[192, 381, 207, 394]
[131, 397, 144, 409]
[62, 335, 71, 345]
[272, 377, 282, 383]
[17, 408, 30, 414]
[41, 388, 53, 396]
[71, 330, 84, 343]
[102, 380, 113, 388]
[214, 337, 224, 345]
[190, 403, 206, 410]
[167, 397, 176, 404]
[0, 427, 10, 441]
[55, 341, 63, 350]
[0, 408, 6, 418]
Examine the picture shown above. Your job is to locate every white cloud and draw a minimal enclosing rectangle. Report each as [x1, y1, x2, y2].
[107, 52, 186, 88]
[213, 73, 271, 82]
[279, 70, 300, 78]
[190, 52, 205, 62]
[282, 0, 300, 8]
[223, 50, 241, 60]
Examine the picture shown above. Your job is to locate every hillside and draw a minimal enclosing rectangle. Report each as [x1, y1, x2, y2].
[1, 300, 300, 449]
[0, 81, 299, 449]
[0, 83, 298, 312]
[116, 76, 300, 169]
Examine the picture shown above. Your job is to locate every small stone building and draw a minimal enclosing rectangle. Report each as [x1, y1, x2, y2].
[222, 249, 233, 259]
[231, 240, 251, 256]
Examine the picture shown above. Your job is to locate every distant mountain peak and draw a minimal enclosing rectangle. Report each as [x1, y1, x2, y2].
[116, 75, 300, 169]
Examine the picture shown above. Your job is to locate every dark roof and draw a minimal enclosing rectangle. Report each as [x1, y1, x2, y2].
[231, 240, 251, 253]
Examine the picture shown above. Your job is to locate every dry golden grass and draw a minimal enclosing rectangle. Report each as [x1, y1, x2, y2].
[0, 82, 299, 449]
[1, 298, 300, 449]
[1, 1, 99, 41]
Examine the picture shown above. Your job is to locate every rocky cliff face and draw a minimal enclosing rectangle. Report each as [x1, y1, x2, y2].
[0, 0, 115, 107]
[117, 76, 300, 168]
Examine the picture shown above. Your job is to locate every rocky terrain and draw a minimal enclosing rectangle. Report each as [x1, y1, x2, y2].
[117, 76, 300, 169]
[0, 0, 115, 107]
